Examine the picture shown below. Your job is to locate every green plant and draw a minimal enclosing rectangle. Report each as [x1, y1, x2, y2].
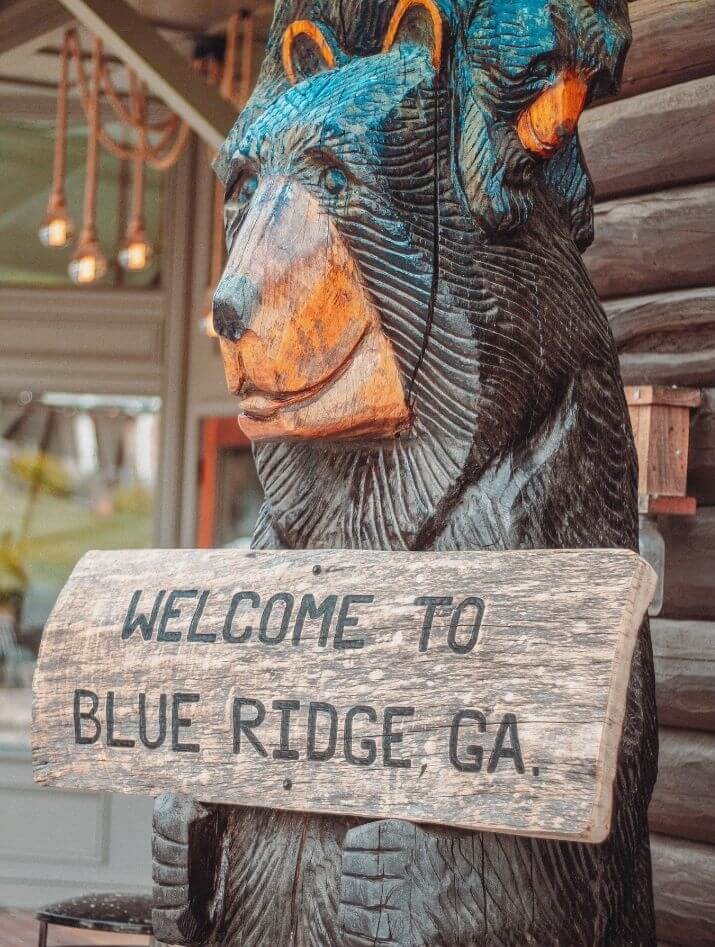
[0, 532, 28, 604]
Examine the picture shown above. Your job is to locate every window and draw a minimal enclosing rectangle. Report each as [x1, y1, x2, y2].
[0, 391, 160, 692]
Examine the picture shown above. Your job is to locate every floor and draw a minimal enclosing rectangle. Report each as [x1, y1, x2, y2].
[1, 912, 150, 946]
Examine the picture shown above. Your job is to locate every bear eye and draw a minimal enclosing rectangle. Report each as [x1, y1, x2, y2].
[321, 166, 348, 197]
[234, 173, 259, 207]
[529, 57, 556, 83]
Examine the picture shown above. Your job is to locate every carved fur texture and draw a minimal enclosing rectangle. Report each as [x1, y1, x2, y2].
[152, 1, 657, 944]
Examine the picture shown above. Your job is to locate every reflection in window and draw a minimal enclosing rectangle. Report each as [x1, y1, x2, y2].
[0, 119, 162, 289]
[0, 392, 160, 690]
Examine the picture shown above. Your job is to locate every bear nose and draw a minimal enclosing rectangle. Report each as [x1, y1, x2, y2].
[212, 274, 261, 343]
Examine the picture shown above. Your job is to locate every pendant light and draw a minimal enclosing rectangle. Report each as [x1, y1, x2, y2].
[38, 31, 74, 248]
[68, 37, 107, 285]
[118, 74, 154, 272]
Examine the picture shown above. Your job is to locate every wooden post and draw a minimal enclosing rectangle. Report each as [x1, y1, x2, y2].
[626, 385, 702, 515]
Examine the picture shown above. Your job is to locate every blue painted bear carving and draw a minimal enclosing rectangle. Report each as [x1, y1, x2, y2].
[153, 2, 657, 944]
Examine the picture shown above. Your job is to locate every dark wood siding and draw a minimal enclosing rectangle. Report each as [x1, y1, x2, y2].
[582, 3, 715, 941]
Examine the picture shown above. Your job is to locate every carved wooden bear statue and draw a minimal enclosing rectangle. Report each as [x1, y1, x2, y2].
[153, 1, 657, 944]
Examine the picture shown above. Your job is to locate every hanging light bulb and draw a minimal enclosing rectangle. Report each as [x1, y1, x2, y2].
[69, 38, 106, 285]
[69, 227, 108, 284]
[39, 194, 74, 248]
[119, 74, 153, 272]
[39, 31, 74, 248]
[118, 217, 153, 271]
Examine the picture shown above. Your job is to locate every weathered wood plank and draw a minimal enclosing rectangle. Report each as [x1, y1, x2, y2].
[649, 728, 715, 844]
[652, 834, 715, 947]
[626, 389, 698, 498]
[582, 76, 715, 201]
[32, 548, 654, 845]
[689, 389, 715, 506]
[660, 507, 715, 621]
[585, 184, 715, 301]
[618, 0, 715, 101]
[652, 619, 715, 732]
[605, 287, 715, 351]
[626, 387, 702, 410]
[619, 352, 715, 388]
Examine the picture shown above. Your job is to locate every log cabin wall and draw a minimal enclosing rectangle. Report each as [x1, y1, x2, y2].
[580, 3, 715, 944]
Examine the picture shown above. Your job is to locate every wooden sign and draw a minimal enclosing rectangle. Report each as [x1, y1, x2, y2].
[32, 548, 654, 844]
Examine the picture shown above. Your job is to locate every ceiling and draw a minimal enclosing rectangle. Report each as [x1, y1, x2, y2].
[0, 0, 274, 98]
[131, 0, 273, 32]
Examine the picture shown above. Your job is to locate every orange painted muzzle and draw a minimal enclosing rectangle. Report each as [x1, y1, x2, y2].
[214, 176, 409, 442]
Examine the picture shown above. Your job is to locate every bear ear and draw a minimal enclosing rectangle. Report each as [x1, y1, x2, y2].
[281, 20, 341, 86]
[381, 0, 445, 72]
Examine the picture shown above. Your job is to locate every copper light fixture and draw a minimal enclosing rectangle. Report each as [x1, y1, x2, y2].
[38, 32, 74, 249]
[68, 38, 107, 285]
[41, 12, 254, 290]
[118, 73, 154, 272]
[40, 27, 196, 284]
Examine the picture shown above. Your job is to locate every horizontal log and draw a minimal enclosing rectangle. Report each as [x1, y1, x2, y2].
[660, 507, 715, 621]
[618, 0, 715, 100]
[619, 352, 715, 388]
[652, 619, 715, 732]
[689, 389, 715, 505]
[605, 287, 715, 351]
[585, 184, 715, 300]
[582, 75, 715, 201]
[649, 728, 715, 844]
[652, 834, 715, 947]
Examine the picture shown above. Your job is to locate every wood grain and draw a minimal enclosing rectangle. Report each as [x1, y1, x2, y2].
[582, 76, 715, 201]
[689, 389, 715, 505]
[605, 287, 715, 352]
[626, 390, 699, 499]
[652, 619, 715, 732]
[620, 351, 715, 388]
[32, 548, 654, 845]
[618, 0, 715, 101]
[649, 728, 715, 845]
[652, 834, 715, 947]
[585, 184, 715, 300]
[660, 507, 715, 621]
[215, 175, 409, 442]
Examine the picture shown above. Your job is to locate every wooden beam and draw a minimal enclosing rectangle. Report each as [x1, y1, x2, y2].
[652, 834, 715, 947]
[582, 75, 715, 201]
[659, 506, 715, 622]
[690, 389, 715, 505]
[618, 0, 715, 101]
[650, 728, 715, 845]
[620, 351, 715, 389]
[0, 0, 72, 59]
[585, 183, 715, 300]
[652, 619, 715, 733]
[55, 0, 237, 150]
[605, 288, 715, 350]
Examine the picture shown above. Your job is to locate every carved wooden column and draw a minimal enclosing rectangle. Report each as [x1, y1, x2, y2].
[152, 1, 657, 944]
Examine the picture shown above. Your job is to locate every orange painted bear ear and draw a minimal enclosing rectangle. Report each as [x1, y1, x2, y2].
[282, 20, 339, 86]
[382, 0, 444, 71]
[516, 69, 589, 158]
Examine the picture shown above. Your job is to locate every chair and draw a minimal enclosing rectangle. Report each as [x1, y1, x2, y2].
[35, 892, 155, 946]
